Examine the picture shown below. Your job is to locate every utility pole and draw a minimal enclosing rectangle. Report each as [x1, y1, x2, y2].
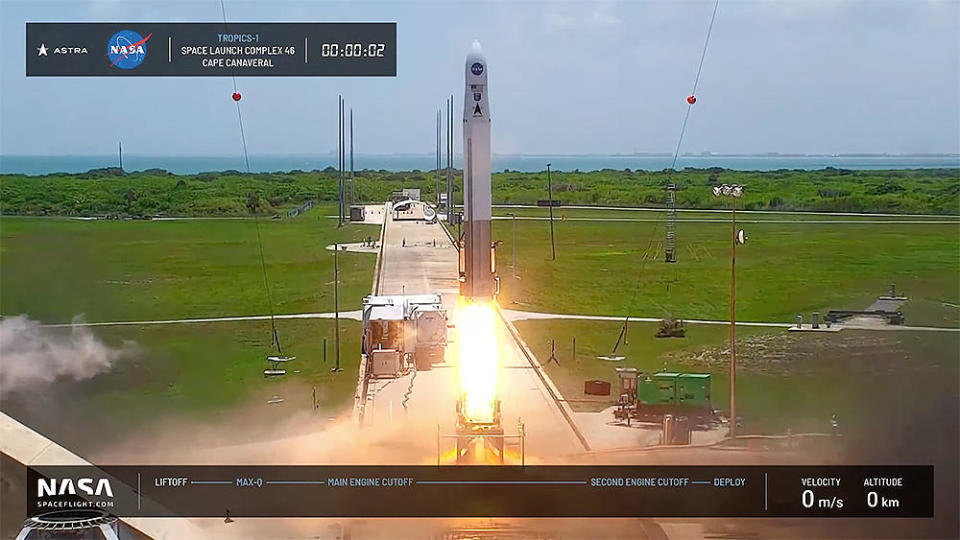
[510, 213, 517, 279]
[436, 109, 441, 207]
[446, 95, 454, 224]
[712, 184, 743, 437]
[350, 107, 355, 203]
[445, 98, 450, 221]
[546, 163, 556, 261]
[333, 243, 342, 372]
[729, 198, 737, 436]
[118, 140, 123, 171]
[337, 95, 344, 228]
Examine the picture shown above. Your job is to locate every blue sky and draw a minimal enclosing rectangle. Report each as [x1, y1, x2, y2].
[1, 0, 958, 156]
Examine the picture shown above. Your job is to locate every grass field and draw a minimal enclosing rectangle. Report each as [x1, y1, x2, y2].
[0, 206, 376, 323]
[517, 319, 959, 435]
[493, 209, 960, 327]
[0, 318, 362, 455]
[0, 206, 376, 453]
[501, 207, 959, 437]
[2, 184, 957, 451]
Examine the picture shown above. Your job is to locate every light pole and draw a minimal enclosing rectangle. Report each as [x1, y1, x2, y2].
[507, 212, 517, 279]
[332, 243, 342, 372]
[436, 109, 442, 208]
[337, 95, 343, 228]
[712, 183, 743, 437]
[546, 163, 556, 261]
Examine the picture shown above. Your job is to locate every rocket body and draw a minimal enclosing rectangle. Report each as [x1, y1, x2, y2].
[460, 41, 497, 302]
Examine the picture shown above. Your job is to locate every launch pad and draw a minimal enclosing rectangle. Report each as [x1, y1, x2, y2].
[437, 396, 526, 465]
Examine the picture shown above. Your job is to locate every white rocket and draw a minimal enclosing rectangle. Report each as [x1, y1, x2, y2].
[460, 40, 498, 302]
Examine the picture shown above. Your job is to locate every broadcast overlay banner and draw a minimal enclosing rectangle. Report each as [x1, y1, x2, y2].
[26, 23, 396, 76]
[27, 465, 933, 518]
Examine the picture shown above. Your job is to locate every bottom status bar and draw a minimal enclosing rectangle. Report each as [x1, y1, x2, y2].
[26, 465, 933, 518]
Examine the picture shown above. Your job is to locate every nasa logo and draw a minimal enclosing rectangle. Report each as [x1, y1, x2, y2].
[106, 30, 151, 69]
[470, 62, 483, 76]
[37, 477, 114, 498]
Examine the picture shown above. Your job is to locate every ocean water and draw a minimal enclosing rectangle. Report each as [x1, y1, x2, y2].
[1, 154, 958, 175]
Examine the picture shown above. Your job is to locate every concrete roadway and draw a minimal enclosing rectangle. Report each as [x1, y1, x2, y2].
[362, 209, 590, 461]
[30, 310, 955, 333]
[491, 203, 960, 219]
[505, 309, 960, 333]
[492, 216, 960, 224]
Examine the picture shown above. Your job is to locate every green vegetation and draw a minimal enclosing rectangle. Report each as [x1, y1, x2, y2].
[0, 319, 361, 449]
[495, 211, 960, 326]
[1, 166, 956, 444]
[493, 167, 958, 214]
[0, 207, 373, 447]
[0, 208, 375, 323]
[517, 319, 959, 434]
[504, 205, 959, 436]
[80, 318, 359, 420]
[2, 166, 957, 216]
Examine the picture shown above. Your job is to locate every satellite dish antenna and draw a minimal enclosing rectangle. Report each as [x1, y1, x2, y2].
[736, 229, 747, 245]
[712, 186, 722, 197]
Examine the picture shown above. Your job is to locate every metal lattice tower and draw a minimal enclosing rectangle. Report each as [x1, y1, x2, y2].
[665, 183, 677, 263]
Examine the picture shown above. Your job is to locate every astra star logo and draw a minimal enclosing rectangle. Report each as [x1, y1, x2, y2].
[106, 30, 151, 69]
[38, 477, 115, 498]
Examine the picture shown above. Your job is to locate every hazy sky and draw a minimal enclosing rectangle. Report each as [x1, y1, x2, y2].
[1, 0, 958, 156]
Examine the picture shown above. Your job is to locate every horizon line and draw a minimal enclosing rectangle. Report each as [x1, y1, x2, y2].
[3, 152, 958, 158]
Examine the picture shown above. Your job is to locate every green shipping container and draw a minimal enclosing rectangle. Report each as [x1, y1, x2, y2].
[636, 372, 680, 405]
[636, 372, 711, 407]
[677, 373, 711, 407]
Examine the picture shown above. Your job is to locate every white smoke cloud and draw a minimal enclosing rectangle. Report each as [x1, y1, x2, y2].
[0, 315, 135, 393]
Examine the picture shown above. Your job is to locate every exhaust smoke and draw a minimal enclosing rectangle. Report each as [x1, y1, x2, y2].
[0, 315, 134, 393]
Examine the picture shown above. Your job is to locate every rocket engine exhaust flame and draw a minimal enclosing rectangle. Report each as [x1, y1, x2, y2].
[456, 299, 499, 423]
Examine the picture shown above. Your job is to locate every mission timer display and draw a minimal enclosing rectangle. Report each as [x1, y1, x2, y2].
[26, 23, 396, 77]
[319, 42, 387, 58]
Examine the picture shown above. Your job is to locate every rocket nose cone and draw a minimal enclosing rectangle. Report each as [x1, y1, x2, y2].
[466, 40, 486, 71]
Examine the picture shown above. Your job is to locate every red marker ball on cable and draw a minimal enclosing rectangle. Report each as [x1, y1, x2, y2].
[232, 92, 242, 102]
[687, 95, 696, 105]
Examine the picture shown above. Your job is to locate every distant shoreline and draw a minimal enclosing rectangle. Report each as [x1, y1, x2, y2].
[2, 154, 958, 175]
